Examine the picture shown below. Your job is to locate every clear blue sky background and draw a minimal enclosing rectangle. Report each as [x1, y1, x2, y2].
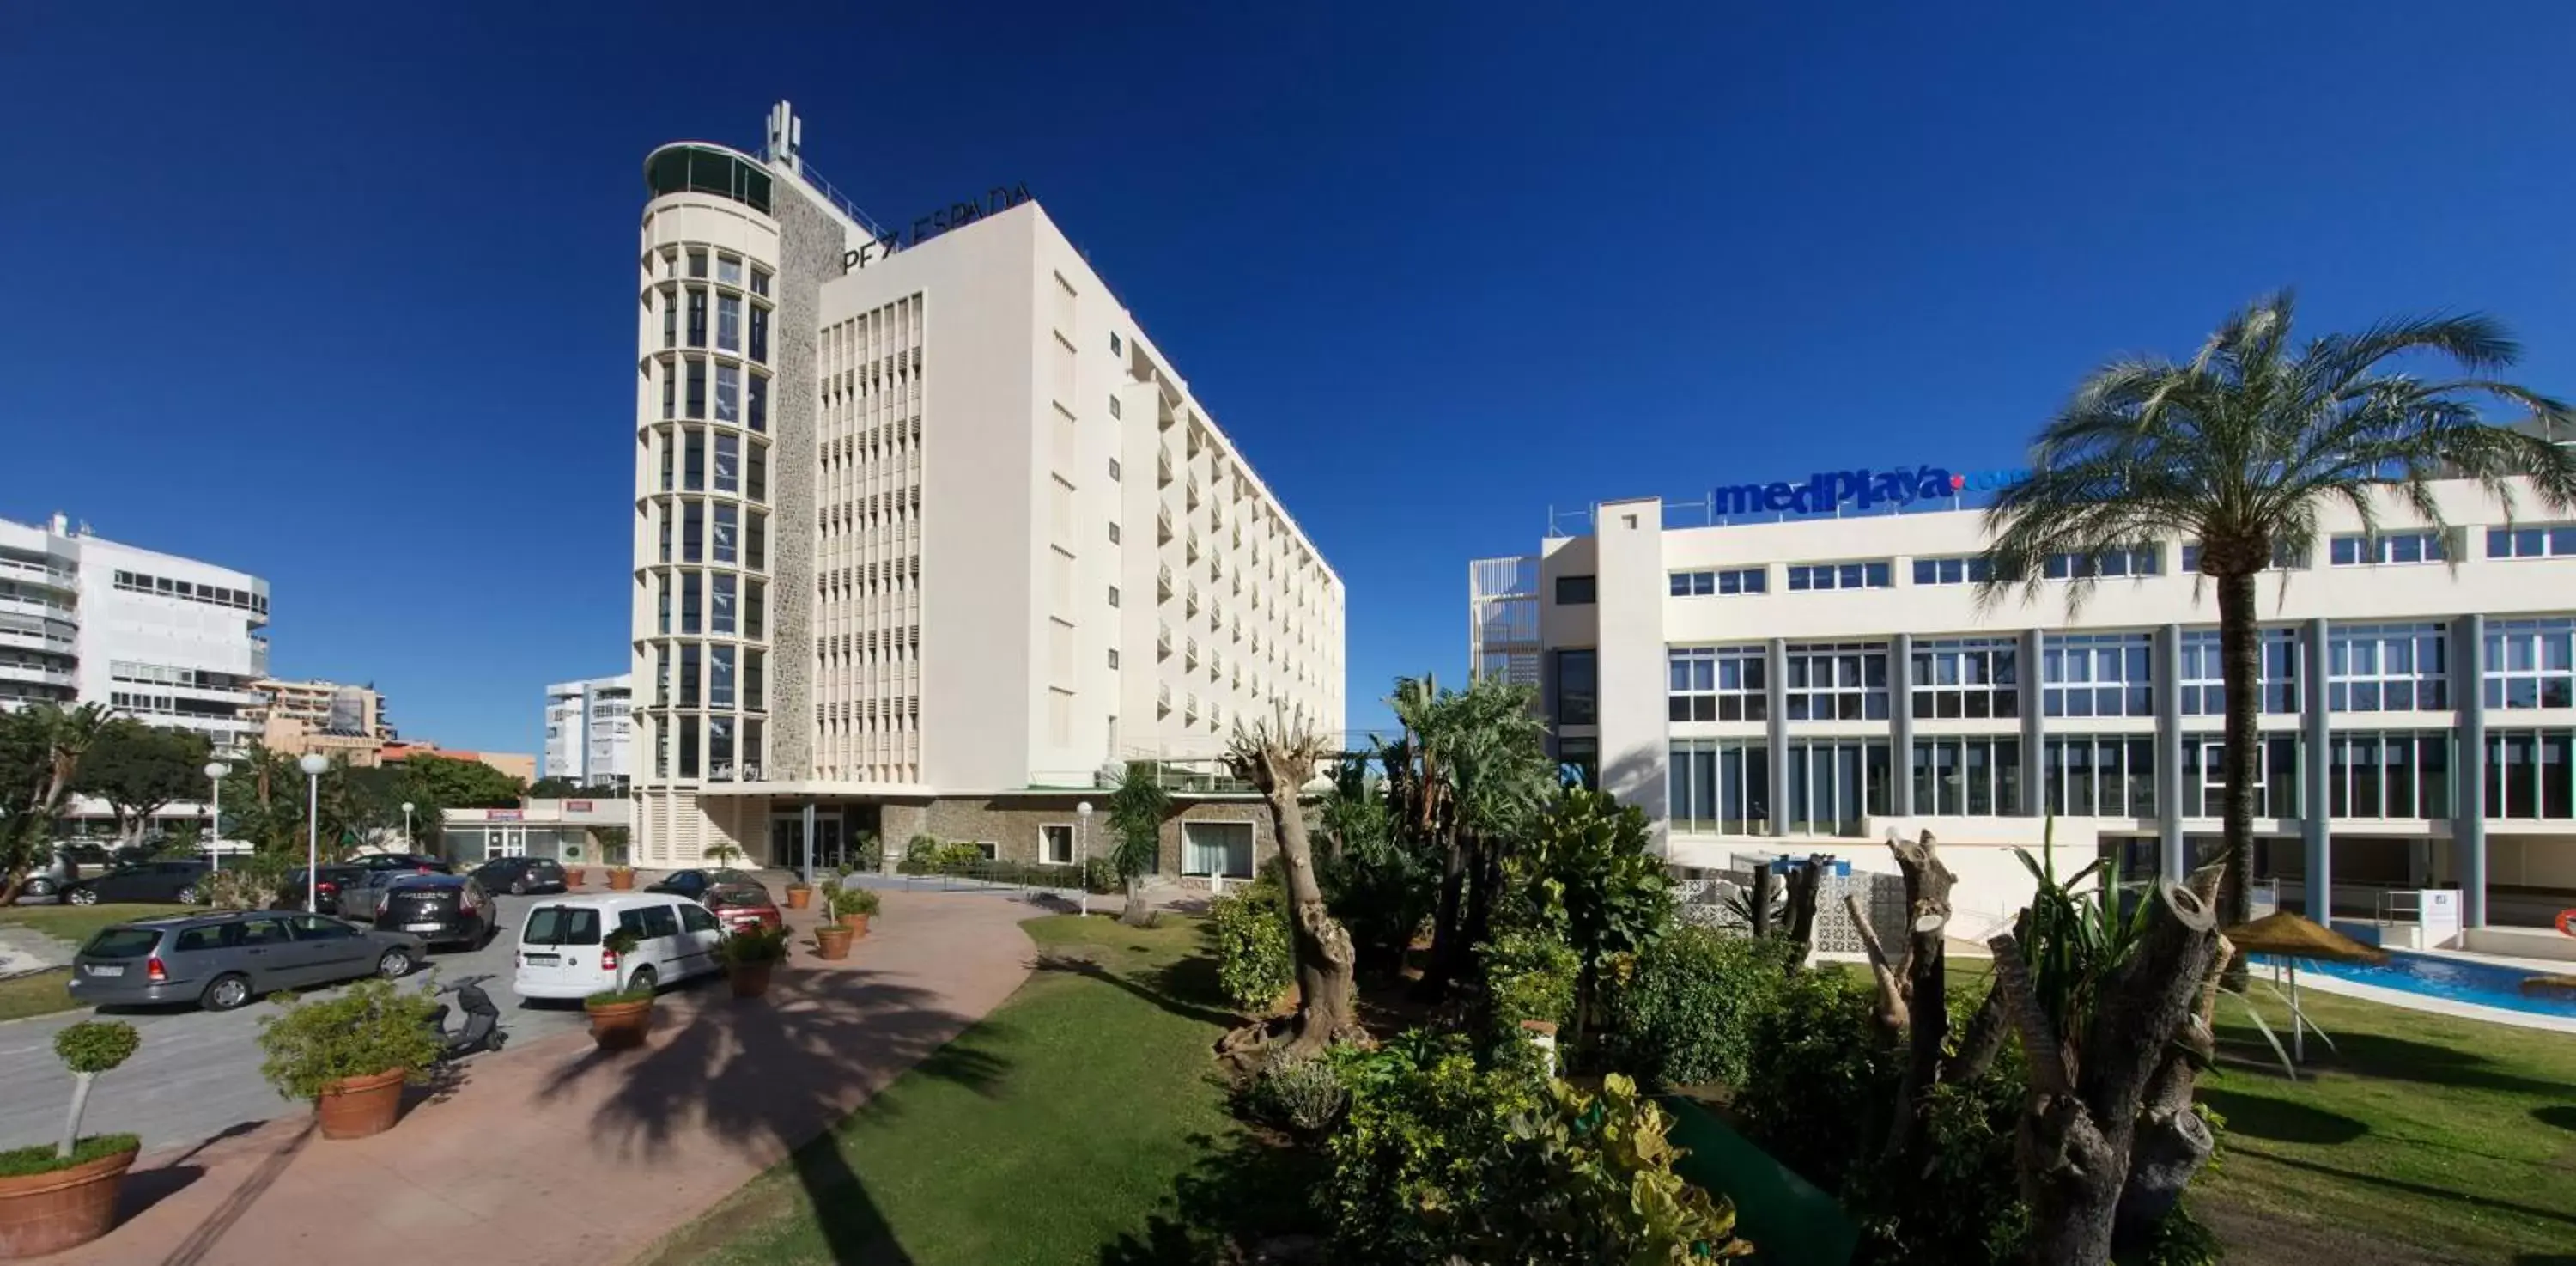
[7, 2, 2574, 753]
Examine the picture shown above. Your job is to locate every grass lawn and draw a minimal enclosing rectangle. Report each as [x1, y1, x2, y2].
[1941, 956, 2575, 1265]
[644, 913, 1315, 1266]
[0, 969, 78, 1022]
[0, 904, 197, 949]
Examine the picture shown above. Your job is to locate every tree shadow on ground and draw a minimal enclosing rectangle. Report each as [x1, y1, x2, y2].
[2195, 1088, 2369, 1146]
[1096, 1126, 1330, 1266]
[2532, 1104, 2576, 1135]
[538, 945, 1011, 1266]
[156, 1120, 314, 1266]
[2227, 1144, 2576, 1231]
[2210, 1028, 2570, 1099]
[1036, 950, 1245, 1030]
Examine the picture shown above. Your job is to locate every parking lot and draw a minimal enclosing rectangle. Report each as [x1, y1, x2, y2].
[0, 892, 718, 1153]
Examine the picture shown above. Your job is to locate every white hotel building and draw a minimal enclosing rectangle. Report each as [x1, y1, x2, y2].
[628, 104, 1345, 872]
[1, 512, 269, 756]
[544, 674, 634, 789]
[1472, 475, 2576, 943]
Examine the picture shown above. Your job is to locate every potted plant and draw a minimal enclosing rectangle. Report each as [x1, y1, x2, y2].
[783, 877, 813, 910]
[583, 928, 654, 1050]
[833, 885, 881, 937]
[720, 923, 789, 999]
[255, 978, 442, 1141]
[814, 919, 854, 960]
[607, 865, 637, 891]
[0, 1022, 141, 1257]
[562, 841, 586, 887]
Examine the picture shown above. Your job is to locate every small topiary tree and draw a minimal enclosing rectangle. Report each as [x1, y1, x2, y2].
[52, 1021, 141, 1159]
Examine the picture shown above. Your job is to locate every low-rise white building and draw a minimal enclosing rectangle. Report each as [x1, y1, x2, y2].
[1474, 473, 2576, 941]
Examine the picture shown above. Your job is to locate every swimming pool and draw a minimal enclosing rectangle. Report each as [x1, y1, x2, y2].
[2252, 949, 2576, 1020]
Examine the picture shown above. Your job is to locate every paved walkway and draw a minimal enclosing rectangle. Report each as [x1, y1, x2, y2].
[52, 890, 1044, 1266]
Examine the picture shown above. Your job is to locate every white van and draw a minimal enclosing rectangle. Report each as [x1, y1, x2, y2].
[513, 892, 724, 1000]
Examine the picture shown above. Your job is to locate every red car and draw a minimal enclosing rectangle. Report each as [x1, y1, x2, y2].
[703, 881, 782, 934]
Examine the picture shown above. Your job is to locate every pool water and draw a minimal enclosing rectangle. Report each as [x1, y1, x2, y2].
[2253, 950, 2576, 1019]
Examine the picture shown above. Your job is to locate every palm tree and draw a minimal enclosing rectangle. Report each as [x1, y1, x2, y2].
[1385, 673, 1555, 997]
[1103, 760, 1173, 926]
[1, 703, 111, 904]
[1981, 292, 2576, 946]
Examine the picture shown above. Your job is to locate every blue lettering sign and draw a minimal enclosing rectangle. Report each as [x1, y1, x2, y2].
[1710, 465, 2026, 518]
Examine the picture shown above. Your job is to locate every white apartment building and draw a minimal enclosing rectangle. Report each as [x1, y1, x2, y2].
[0, 513, 269, 754]
[629, 104, 1345, 870]
[1473, 472, 2576, 942]
[544, 673, 634, 788]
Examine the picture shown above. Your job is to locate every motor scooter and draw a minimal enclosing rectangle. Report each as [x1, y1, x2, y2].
[424, 973, 508, 1062]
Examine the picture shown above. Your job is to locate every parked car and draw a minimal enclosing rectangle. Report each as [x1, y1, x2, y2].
[59, 860, 210, 907]
[513, 893, 725, 1001]
[702, 880, 781, 934]
[471, 856, 568, 896]
[67, 910, 423, 1011]
[276, 866, 374, 915]
[642, 868, 764, 902]
[371, 874, 498, 949]
[349, 853, 453, 874]
[330, 868, 415, 922]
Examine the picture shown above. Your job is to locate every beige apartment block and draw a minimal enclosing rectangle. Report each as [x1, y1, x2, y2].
[629, 104, 1346, 876]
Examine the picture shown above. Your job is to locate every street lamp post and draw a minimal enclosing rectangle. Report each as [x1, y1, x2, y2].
[299, 753, 330, 911]
[202, 761, 229, 872]
[401, 801, 416, 849]
[1076, 801, 1094, 917]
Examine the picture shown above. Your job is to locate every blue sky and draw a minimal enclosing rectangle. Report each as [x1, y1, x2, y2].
[6, 2, 2574, 752]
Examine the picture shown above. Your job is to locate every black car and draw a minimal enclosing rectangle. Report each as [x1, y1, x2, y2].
[372, 874, 497, 949]
[276, 866, 375, 915]
[470, 856, 568, 896]
[351, 853, 454, 874]
[643, 868, 764, 901]
[61, 861, 210, 906]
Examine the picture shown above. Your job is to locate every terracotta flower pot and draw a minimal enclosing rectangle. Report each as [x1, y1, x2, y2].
[839, 912, 871, 937]
[814, 925, 854, 960]
[316, 1067, 408, 1141]
[606, 869, 636, 891]
[586, 998, 653, 1050]
[728, 960, 775, 999]
[783, 886, 812, 910]
[0, 1142, 137, 1258]
[565, 867, 586, 887]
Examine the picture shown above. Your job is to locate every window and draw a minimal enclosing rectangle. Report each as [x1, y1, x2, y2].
[661, 291, 677, 349]
[710, 645, 736, 708]
[1552, 649, 1598, 726]
[1668, 646, 1766, 721]
[685, 358, 706, 418]
[2484, 730, 2575, 819]
[682, 501, 703, 562]
[745, 511, 766, 570]
[1668, 739, 1769, 833]
[680, 573, 702, 635]
[1785, 740, 1893, 836]
[2330, 530, 2446, 566]
[2044, 545, 2162, 579]
[744, 582, 765, 639]
[1108, 395, 1121, 419]
[1109, 331, 1123, 356]
[750, 266, 770, 297]
[679, 643, 701, 704]
[1670, 567, 1766, 597]
[1107, 458, 1121, 482]
[1911, 736, 2021, 815]
[716, 294, 741, 352]
[1911, 555, 1994, 587]
[686, 248, 708, 279]
[2327, 623, 2447, 711]
[686, 287, 708, 346]
[1558, 736, 1599, 789]
[713, 434, 739, 494]
[744, 648, 764, 709]
[2041, 632, 2153, 718]
[1041, 824, 1075, 866]
[1183, 821, 1255, 879]
[747, 443, 767, 503]
[2180, 540, 2306, 572]
[1107, 586, 1121, 608]
[749, 306, 769, 363]
[1108, 648, 1121, 670]
[2179, 628, 2300, 715]
[2042, 737, 2157, 817]
[1554, 575, 1597, 605]
[715, 364, 740, 423]
[2324, 733, 2450, 819]
[716, 253, 742, 285]
[1787, 562, 1893, 591]
[1910, 638, 2019, 719]
[2483, 617, 2575, 709]
[2181, 736, 2303, 818]
[680, 904, 720, 934]
[1783, 642, 1888, 721]
[747, 373, 768, 432]
[710, 572, 736, 634]
[1107, 522, 1121, 545]
[2487, 524, 2576, 559]
[713, 504, 738, 566]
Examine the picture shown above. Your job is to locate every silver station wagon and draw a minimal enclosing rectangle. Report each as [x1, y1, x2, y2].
[67, 911, 426, 1012]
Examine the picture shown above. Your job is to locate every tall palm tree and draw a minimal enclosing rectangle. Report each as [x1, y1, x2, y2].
[1981, 292, 2576, 945]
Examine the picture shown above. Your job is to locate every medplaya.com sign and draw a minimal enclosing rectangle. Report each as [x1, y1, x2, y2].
[1712, 465, 2029, 517]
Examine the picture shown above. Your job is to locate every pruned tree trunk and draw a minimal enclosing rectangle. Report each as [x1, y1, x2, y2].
[1120, 876, 1150, 926]
[1220, 723, 1358, 1063]
[1747, 861, 1777, 940]
[58, 1071, 95, 1159]
[2215, 567, 2261, 988]
[1780, 853, 1830, 965]
[1993, 879, 2221, 1266]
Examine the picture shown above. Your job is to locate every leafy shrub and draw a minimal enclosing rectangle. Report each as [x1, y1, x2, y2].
[1322, 1034, 1747, 1263]
[255, 977, 445, 1100]
[584, 983, 657, 1006]
[718, 923, 789, 966]
[1080, 855, 1120, 895]
[1319, 828, 1436, 977]
[1237, 1050, 1348, 1136]
[55, 1020, 140, 1074]
[902, 834, 946, 863]
[0, 1134, 140, 1178]
[1605, 925, 1797, 1089]
[832, 885, 882, 918]
[1479, 928, 1577, 1046]
[1209, 886, 1293, 1013]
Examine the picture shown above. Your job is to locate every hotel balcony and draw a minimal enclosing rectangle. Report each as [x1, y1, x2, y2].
[1157, 621, 1173, 660]
[1185, 531, 1200, 563]
[1157, 683, 1172, 716]
[1185, 584, 1200, 618]
[0, 557, 78, 595]
[1184, 637, 1200, 671]
[1157, 505, 1174, 545]
[1157, 447, 1175, 488]
[1185, 477, 1201, 511]
[1157, 563, 1174, 602]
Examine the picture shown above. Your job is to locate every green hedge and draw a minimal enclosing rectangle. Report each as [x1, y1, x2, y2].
[1604, 923, 1798, 1090]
